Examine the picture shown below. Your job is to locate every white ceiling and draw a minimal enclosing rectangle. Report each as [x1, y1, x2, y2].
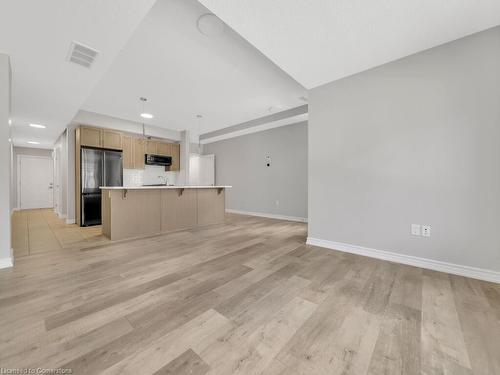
[198, 0, 500, 89]
[5, 0, 499, 147]
[82, 0, 306, 138]
[0, 0, 157, 148]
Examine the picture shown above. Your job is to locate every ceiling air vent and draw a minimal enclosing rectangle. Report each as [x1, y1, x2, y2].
[67, 41, 99, 68]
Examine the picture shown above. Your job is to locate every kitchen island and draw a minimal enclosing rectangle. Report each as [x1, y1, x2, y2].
[100, 186, 231, 241]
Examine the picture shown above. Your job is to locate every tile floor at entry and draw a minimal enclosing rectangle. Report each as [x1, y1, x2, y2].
[2, 213, 500, 374]
[11, 209, 109, 257]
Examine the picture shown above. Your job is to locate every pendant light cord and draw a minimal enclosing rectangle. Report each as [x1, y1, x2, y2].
[140, 97, 147, 140]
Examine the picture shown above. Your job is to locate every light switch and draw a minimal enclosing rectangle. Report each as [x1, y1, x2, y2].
[411, 224, 421, 236]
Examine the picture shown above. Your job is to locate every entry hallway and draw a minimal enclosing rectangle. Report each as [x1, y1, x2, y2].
[1, 214, 500, 374]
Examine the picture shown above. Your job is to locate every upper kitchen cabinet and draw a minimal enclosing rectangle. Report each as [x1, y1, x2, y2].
[80, 126, 123, 150]
[157, 142, 171, 156]
[145, 140, 157, 154]
[171, 143, 180, 171]
[122, 135, 134, 169]
[79, 127, 102, 148]
[76, 125, 179, 171]
[133, 138, 146, 169]
[102, 130, 122, 150]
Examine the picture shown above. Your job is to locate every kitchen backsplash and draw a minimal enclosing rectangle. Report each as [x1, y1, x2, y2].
[124, 165, 178, 186]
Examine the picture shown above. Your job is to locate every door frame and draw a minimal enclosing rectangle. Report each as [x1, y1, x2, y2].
[17, 154, 54, 209]
[53, 145, 63, 217]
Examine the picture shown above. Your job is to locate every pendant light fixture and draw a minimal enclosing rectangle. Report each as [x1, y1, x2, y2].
[140, 96, 154, 119]
[196, 114, 203, 150]
[139, 97, 149, 140]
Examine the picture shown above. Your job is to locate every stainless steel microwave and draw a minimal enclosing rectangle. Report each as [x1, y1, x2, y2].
[145, 154, 172, 166]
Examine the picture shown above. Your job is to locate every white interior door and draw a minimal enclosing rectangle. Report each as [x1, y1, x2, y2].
[198, 154, 215, 186]
[188, 154, 200, 185]
[19, 155, 54, 209]
[189, 153, 215, 186]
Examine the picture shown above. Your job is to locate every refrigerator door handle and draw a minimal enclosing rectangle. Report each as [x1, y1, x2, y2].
[102, 152, 106, 188]
[81, 196, 85, 224]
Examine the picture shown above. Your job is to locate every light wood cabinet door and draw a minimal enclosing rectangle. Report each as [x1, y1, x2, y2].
[122, 136, 134, 169]
[156, 142, 172, 156]
[160, 189, 197, 231]
[80, 127, 102, 148]
[133, 138, 146, 169]
[145, 140, 157, 154]
[102, 130, 122, 150]
[170, 143, 180, 171]
[197, 189, 225, 225]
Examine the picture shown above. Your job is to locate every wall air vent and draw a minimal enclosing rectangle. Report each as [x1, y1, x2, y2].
[67, 41, 99, 68]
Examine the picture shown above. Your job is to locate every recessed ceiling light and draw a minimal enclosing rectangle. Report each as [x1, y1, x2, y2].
[27, 141, 40, 145]
[197, 14, 225, 36]
[140, 113, 154, 119]
[30, 123, 46, 129]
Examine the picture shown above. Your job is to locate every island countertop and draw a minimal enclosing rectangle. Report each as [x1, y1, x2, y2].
[100, 185, 231, 190]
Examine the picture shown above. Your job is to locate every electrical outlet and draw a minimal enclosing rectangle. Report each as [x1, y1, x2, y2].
[411, 224, 421, 236]
[422, 225, 431, 237]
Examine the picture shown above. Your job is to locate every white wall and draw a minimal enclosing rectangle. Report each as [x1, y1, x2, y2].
[66, 124, 76, 223]
[0, 54, 13, 267]
[177, 130, 190, 185]
[308, 26, 500, 280]
[53, 130, 67, 217]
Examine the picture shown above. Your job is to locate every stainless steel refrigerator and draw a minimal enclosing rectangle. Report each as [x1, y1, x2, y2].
[81, 147, 123, 226]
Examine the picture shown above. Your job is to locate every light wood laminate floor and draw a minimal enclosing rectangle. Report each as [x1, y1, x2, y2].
[2, 213, 500, 374]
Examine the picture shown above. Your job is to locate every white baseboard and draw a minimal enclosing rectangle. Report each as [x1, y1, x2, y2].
[0, 250, 13, 269]
[66, 218, 76, 224]
[306, 237, 500, 284]
[226, 209, 307, 223]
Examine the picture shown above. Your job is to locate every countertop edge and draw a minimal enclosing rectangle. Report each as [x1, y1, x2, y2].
[100, 186, 232, 190]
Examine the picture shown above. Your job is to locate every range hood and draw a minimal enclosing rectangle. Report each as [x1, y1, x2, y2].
[145, 154, 172, 166]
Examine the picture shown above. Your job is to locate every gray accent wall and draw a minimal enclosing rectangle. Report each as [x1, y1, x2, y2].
[308, 26, 500, 272]
[204, 121, 307, 219]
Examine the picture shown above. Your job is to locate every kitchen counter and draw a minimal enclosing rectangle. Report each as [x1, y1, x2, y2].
[100, 185, 232, 190]
[100, 186, 230, 241]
